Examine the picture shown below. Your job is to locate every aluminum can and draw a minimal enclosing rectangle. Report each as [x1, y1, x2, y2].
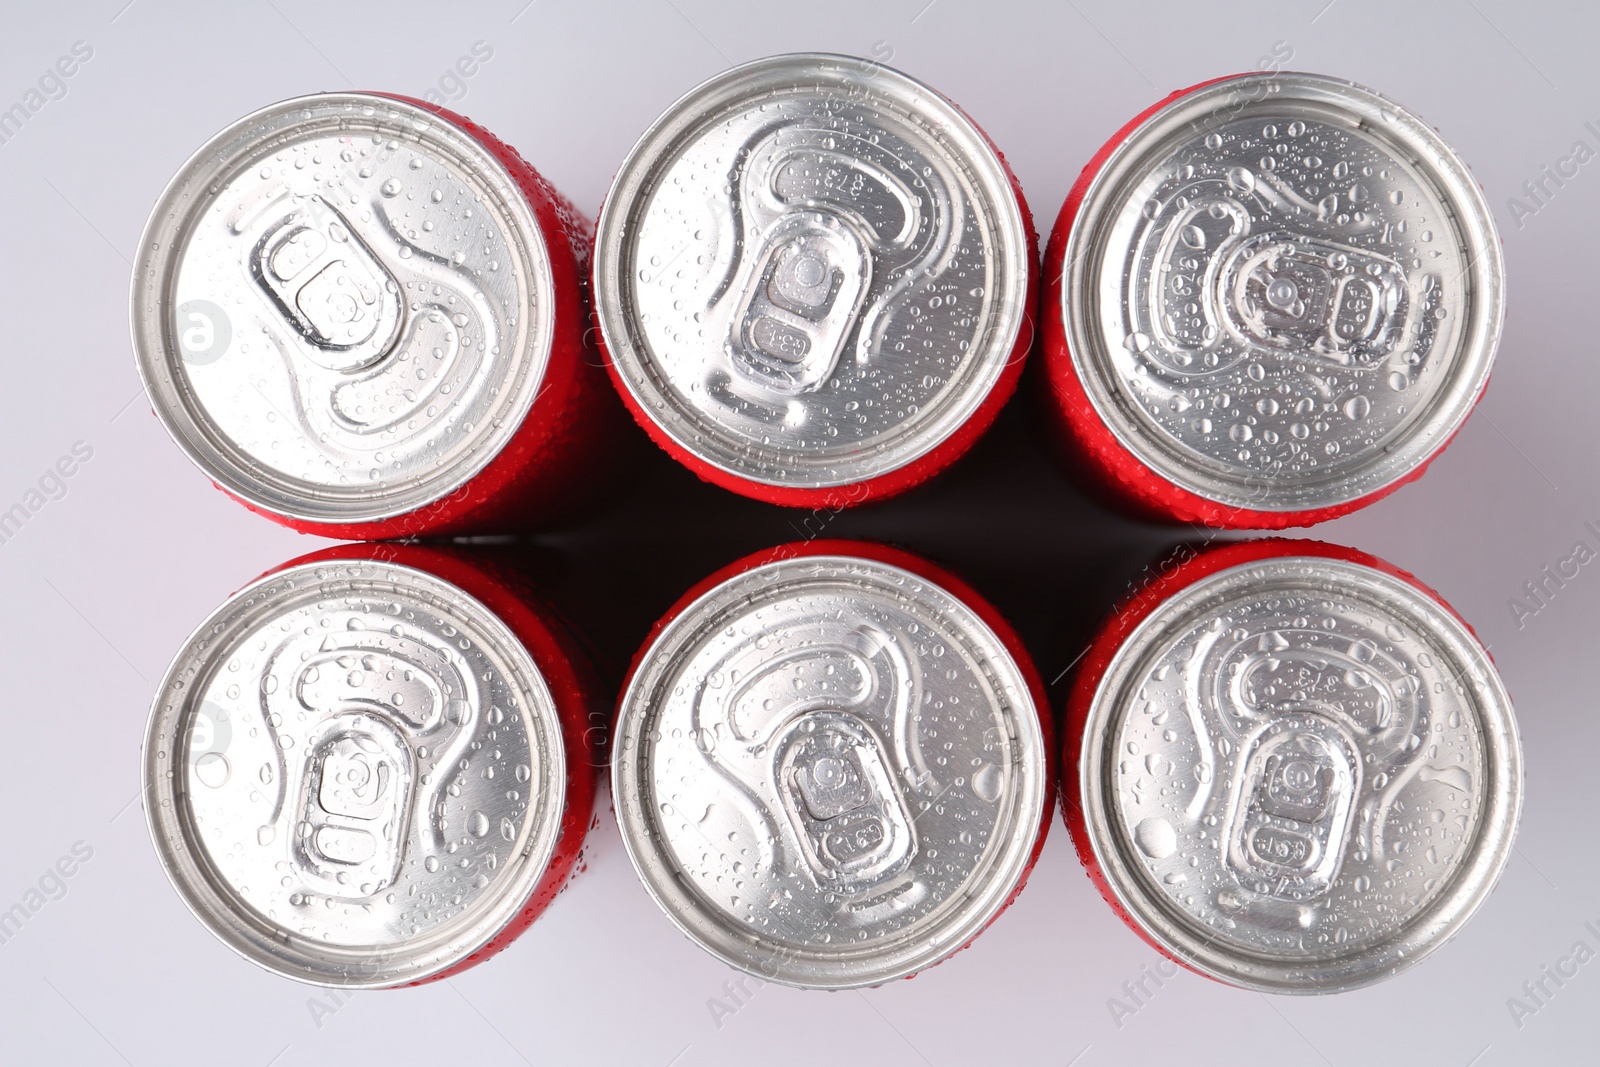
[132, 92, 625, 538]
[593, 54, 1037, 509]
[612, 539, 1053, 988]
[1064, 538, 1521, 992]
[1042, 73, 1504, 528]
[143, 543, 604, 986]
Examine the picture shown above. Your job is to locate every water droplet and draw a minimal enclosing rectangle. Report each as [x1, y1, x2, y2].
[971, 762, 1003, 803]
[380, 178, 403, 198]
[195, 752, 230, 788]
[1135, 817, 1177, 859]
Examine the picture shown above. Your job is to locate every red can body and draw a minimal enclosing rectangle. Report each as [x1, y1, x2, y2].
[592, 55, 1039, 512]
[1041, 73, 1502, 529]
[136, 92, 631, 541]
[620, 539, 1056, 975]
[1061, 537, 1495, 981]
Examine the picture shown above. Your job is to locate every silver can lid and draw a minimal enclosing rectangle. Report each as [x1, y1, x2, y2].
[613, 553, 1048, 988]
[131, 93, 555, 525]
[1060, 73, 1504, 513]
[1077, 553, 1521, 991]
[144, 558, 569, 986]
[594, 54, 1032, 491]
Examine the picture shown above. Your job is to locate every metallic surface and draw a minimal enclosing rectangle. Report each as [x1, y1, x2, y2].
[144, 558, 568, 987]
[1077, 554, 1521, 992]
[594, 53, 1031, 490]
[613, 553, 1047, 988]
[132, 93, 555, 524]
[1060, 73, 1503, 512]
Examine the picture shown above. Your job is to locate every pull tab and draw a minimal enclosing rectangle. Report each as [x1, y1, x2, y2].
[240, 190, 499, 462]
[296, 714, 413, 890]
[776, 711, 916, 892]
[1218, 236, 1410, 361]
[1137, 172, 1421, 374]
[722, 127, 934, 398]
[729, 212, 869, 394]
[250, 195, 403, 372]
[695, 623, 922, 895]
[1223, 716, 1360, 899]
[261, 633, 479, 900]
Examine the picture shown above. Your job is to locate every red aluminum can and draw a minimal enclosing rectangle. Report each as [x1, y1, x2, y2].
[1063, 537, 1521, 992]
[1041, 72, 1504, 528]
[611, 539, 1054, 987]
[132, 92, 627, 539]
[592, 54, 1038, 510]
[143, 542, 605, 986]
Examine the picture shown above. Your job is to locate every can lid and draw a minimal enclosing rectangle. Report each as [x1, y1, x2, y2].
[131, 93, 555, 525]
[594, 53, 1031, 491]
[1077, 554, 1521, 991]
[1060, 73, 1504, 513]
[613, 553, 1047, 988]
[144, 558, 568, 987]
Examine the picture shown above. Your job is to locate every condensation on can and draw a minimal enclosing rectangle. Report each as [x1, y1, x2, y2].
[131, 92, 630, 539]
[612, 539, 1054, 988]
[593, 54, 1038, 509]
[1042, 72, 1505, 528]
[143, 542, 604, 987]
[1063, 538, 1521, 992]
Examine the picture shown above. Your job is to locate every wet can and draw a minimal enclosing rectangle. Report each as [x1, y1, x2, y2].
[132, 92, 626, 538]
[1064, 538, 1521, 992]
[593, 53, 1038, 509]
[143, 542, 605, 987]
[612, 540, 1053, 988]
[1041, 73, 1505, 528]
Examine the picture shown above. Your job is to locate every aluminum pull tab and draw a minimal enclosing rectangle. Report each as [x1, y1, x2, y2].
[250, 195, 403, 372]
[695, 626, 920, 895]
[1223, 716, 1360, 899]
[722, 126, 940, 397]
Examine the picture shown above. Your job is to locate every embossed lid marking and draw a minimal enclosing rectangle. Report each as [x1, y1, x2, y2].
[613, 554, 1047, 988]
[131, 93, 555, 524]
[1061, 73, 1504, 512]
[144, 559, 567, 987]
[594, 53, 1031, 490]
[1078, 555, 1521, 992]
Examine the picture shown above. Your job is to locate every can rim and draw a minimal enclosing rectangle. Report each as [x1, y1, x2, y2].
[593, 52, 1032, 492]
[1059, 72, 1505, 514]
[143, 557, 568, 988]
[129, 91, 556, 525]
[1075, 550, 1522, 992]
[611, 551, 1048, 988]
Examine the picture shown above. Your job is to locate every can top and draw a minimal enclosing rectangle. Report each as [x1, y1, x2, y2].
[1077, 552, 1520, 992]
[613, 552, 1048, 988]
[144, 558, 568, 987]
[132, 93, 555, 525]
[1060, 73, 1503, 514]
[594, 53, 1032, 491]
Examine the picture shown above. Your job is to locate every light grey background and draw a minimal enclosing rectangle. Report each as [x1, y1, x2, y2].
[1, 1, 1594, 1063]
